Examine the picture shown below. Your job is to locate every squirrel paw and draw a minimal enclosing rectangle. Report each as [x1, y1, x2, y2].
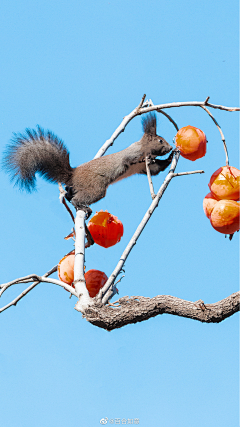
[73, 204, 92, 219]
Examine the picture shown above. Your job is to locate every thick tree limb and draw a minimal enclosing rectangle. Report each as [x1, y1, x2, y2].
[84, 291, 240, 331]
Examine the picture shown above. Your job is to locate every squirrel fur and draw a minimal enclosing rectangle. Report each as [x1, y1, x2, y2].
[2, 114, 173, 210]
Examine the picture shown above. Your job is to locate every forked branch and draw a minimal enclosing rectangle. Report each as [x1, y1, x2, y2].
[94, 96, 239, 159]
[0, 96, 239, 323]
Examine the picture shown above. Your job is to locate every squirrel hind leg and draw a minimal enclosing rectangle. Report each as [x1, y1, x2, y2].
[75, 205, 92, 218]
[64, 185, 74, 202]
[68, 194, 93, 218]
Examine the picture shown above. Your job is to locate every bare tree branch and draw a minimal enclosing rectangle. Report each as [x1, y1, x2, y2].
[157, 109, 179, 132]
[141, 100, 240, 113]
[74, 210, 93, 312]
[172, 170, 204, 177]
[200, 105, 229, 166]
[145, 155, 156, 199]
[142, 98, 179, 132]
[0, 266, 57, 313]
[84, 291, 240, 331]
[94, 98, 239, 159]
[0, 269, 78, 305]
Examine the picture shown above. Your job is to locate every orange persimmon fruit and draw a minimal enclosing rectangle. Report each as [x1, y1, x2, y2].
[203, 192, 218, 219]
[210, 200, 240, 235]
[208, 166, 240, 201]
[175, 125, 207, 161]
[84, 270, 108, 298]
[58, 254, 108, 297]
[88, 210, 124, 248]
[58, 251, 75, 285]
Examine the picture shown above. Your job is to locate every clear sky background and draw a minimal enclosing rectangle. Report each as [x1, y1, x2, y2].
[0, 1, 239, 426]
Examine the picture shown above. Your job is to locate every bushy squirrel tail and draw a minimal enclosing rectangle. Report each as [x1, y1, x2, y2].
[2, 126, 74, 192]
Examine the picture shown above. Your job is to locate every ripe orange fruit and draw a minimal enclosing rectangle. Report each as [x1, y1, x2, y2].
[58, 253, 108, 297]
[84, 270, 108, 298]
[88, 210, 124, 248]
[210, 200, 240, 235]
[58, 251, 75, 285]
[208, 166, 240, 201]
[175, 125, 207, 161]
[203, 192, 218, 219]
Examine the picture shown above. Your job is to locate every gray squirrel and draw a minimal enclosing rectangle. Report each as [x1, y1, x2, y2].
[2, 113, 173, 210]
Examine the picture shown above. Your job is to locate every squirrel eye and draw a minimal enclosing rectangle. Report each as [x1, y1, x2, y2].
[159, 139, 163, 144]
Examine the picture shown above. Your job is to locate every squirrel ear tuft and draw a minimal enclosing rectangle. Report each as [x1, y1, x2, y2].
[142, 113, 157, 135]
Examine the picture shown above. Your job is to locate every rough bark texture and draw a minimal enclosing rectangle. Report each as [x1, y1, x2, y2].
[84, 291, 240, 331]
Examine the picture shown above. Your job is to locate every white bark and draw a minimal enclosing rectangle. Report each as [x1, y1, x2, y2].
[98, 150, 180, 304]
[145, 156, 156, 199]
[0, 96, 239, 322]
[94, 96, 239, 161]
[74, 210, 92, 312]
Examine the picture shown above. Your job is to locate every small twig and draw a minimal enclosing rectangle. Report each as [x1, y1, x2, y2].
[0, 268, 78, 298]
[115, 275, 125, 286]
[62, 197, 75, 223]
[145, 156, 156, 199]
[172, 170, 204, 177]
[0, 265, 58, 313]
[58, 183, 75, 224]
[157, 109, 179, 132]
[142, 98, 154, 109]
[200, 105, 229, 166]
[142, 99, 179, 132]
[0, 274, 41, 296]
[137, 94, 146, 110]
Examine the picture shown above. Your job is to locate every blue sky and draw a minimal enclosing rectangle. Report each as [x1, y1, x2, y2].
[0, 1, 239, 426]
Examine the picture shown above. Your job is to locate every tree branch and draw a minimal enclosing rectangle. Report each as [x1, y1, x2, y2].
[0, 270, 78, 303]
[200, 105, 229, 166]
[97, 150, 181, 304]
[94, 98, 239, 159]
[74, 210, 93, 312]
[172, 170, 204, 177]
[145, 155, 156, 199]
[0, 265, 58, 313]
[84, 291, 240, 331]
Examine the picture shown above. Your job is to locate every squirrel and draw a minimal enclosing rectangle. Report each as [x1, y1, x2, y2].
[2, 113, 173, 211]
